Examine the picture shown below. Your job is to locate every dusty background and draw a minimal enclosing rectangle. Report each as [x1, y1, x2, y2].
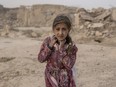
[0, 4, 116, 87]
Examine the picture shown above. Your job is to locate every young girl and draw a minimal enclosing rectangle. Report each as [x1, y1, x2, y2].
[38, 14, 78, 87]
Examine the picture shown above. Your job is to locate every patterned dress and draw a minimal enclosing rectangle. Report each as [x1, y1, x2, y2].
[38, 36, 78, 87]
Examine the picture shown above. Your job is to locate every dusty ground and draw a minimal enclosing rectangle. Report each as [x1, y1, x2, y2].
[0, 37, 116, 87]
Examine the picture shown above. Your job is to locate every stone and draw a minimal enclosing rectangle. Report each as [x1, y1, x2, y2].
[95, 10, 111, 21]
[74, 13, 80, 28]
[31, 32, 37, 38]
[89, 23, 104, 28]
[111, 8, 116, 21]
[95, 31, 102, 37]
[79, 12, 94, 21]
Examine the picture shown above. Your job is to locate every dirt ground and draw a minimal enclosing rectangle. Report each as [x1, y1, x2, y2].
[0, 37, 116, 87]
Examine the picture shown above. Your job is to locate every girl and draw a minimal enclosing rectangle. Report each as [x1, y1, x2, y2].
[38, 14, 78, 87]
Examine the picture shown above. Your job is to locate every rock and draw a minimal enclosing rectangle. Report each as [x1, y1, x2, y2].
[111, 8, 116, 21]
[94, 37, 103, 43]
[80, 14, 94, 21]
[74, 13, 80, 28]
[88, 23, 104, 28]
[31, 32, 37, 38]
[95, 31, 102, 37]
[84, 22, 90, 26]
[103, 30, 109, 34]
[90, 31, 95, 36]
[79, 25, 84, 29]
[0, 31, 6, 36]
[95, 10, 111, 21]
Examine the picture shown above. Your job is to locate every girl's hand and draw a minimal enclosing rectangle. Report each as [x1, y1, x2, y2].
[49, 36, 58, 48]
[59, 39, 66, 50]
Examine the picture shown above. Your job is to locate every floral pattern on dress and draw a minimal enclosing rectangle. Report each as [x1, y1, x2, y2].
[38, 36, 78, 87]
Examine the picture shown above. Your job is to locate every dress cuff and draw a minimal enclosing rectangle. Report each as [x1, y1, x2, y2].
[47, 44, 53, 50]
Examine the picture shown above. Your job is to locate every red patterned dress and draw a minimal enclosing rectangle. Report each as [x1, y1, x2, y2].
[38, 36, 78, 87]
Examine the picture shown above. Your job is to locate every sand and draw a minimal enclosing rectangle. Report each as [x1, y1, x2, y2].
[0, 37, 116, 87]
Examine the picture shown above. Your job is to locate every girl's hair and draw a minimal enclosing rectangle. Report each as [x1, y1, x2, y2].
[52, 14, 71, 29]
[52, 14, 72, 44]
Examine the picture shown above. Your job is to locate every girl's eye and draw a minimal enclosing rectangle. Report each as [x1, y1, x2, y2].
[62, 28, 66, 31]
[56, 28, 60, 31]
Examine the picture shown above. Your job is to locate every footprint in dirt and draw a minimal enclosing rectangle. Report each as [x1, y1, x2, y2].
[0, 57, 15, 62]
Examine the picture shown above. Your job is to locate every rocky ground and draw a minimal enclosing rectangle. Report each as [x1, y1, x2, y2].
[0, 36, 116, 87]
[0, 4, 116, 87]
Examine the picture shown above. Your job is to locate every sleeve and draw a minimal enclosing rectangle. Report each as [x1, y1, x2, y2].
[38, 37, 52, 63]
[62, 45, 78, 70]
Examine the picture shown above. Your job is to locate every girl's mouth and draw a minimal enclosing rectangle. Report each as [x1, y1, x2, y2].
[58, 35, 64, 37]
[58, 36, 64, 39]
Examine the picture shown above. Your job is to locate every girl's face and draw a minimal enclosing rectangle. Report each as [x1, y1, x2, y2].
[53, 22, 70, 41]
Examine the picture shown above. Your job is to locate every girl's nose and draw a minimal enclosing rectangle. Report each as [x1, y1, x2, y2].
[59, 30, 63, 35]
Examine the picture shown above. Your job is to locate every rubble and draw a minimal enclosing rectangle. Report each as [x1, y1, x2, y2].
[94, 10, 111, 22]
[111, 8, 116, 21]
[0, 4, 3, 10]
[0, 4, 115, 44]
[75, 7, 116, 43]
[78, 8, 94, 22]
[87, 23, 104, 29]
